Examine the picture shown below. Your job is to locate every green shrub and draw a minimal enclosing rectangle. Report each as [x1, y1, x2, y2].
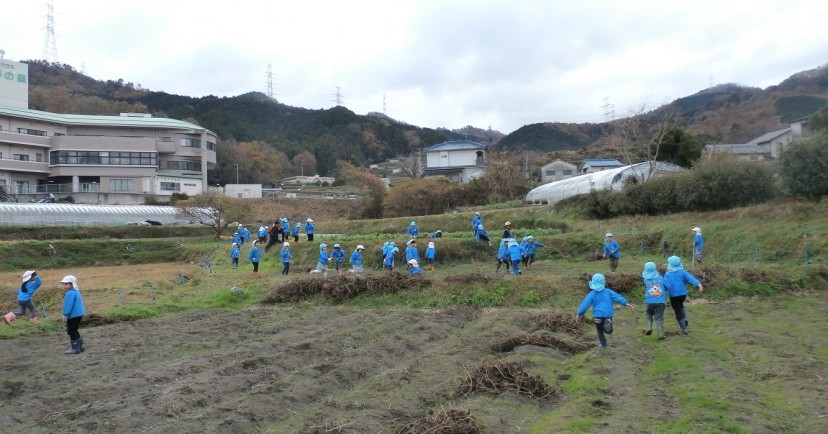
[779, 131, 828, 201]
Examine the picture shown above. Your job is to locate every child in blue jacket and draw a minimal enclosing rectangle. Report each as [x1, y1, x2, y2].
[425, 242, 437, 271]
[292, 222, 301, 242]
[523, 236, 545, 270]
[229, 243, 241, 269]
[576, 274, 635, 348]
[692, 227, 704, 263]
[383, 244, 398, 271]
[476, 224, 492, 247]
[248, 240, 262, 277]
[405, 239, 420, 268]
[305, 218, 315, 242]
[309, 243, 331, 276]
[60, 275, 85, 355]
[642, 262, 668, 339]
[508, 238, 524, 275]
[472, 212, 482, 237]
[257, 225, 268, 243]
[603, 233, 621, 272]
[496, 239, 510, 274]
[280, 242, 292, 275]
[663, 256, 704, 335]
[231, 232, 242, 246]
[407, 259, 423, 275]
[332, 243, 346, 275]
[407, 221, 419, 238]
[348, 245, 365, 275]
[4, 270, 42, 324]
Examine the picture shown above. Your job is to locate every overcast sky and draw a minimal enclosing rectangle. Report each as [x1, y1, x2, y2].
[4, 0, 827, 133]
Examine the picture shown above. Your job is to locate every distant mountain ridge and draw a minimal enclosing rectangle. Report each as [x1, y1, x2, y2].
[23, 60, 828, 178]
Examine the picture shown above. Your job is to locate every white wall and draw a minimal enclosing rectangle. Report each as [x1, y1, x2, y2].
[224, 183, 262, 198]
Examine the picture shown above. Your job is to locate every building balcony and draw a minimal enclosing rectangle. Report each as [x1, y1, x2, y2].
[0, 158, 50, 174]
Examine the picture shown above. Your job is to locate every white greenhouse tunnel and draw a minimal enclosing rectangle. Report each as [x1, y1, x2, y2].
[0, 203, 190, 226]
[525, 161, 684, 204]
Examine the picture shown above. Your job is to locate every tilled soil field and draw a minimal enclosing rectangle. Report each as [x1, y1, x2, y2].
[1, 296, 826, 433]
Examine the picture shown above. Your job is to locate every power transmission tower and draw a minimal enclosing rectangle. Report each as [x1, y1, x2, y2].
[334, 86, 343, 106]
[42, 0, 59, 63]
[266, 63, 274, 99]
[383, 93, 386, 115]
[602, 97, 615, 123]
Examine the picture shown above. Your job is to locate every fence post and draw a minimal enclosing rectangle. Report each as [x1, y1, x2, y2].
[146, 282, 156, 301]
[116, 288, 124, 304]
[39, 301, 48, 318]
[640, 241, 644, 256]
[661, 240, 667, 258]
[804, 244, 810, 266]
[753, 243, 759, 263]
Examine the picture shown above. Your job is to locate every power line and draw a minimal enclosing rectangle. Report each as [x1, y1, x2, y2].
[42, 0, 58, 63]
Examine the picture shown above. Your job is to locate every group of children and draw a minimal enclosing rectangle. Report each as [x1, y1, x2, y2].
[577, 255, 704, 348]
[4, 270, 87, 355]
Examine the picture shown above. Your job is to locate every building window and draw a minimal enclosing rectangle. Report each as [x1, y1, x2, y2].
[36, 153, 43, 162]
[156, 137, 173, 142]
[13, 154, 29, 161]
[166, 161, 179, 170]
[160, 182, 181, 191]
[50, 151, 157, 166]
[54, 132, 64, 136]
[206, 141, 215, 151]
[545, 170, 556, 176]
[109, 179, 133, 192]
[180, 138, 201, 148]
[563, 169, 572, 175]
[17, 128, 47, 136]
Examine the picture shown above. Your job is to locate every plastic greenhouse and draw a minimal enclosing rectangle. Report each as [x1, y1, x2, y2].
[525, 161, 684, 204]
[0, 203, 190, 226]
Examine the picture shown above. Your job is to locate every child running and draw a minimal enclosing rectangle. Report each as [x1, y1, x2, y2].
[4, 270, 42, 324]
[642, 262, 668, 339]
[348, 245, 365, 275]
[508, 238, 524, 276]
[309, 243, 331, 276]
[576, 274, 635, 349]
[496, 239, 510, 274]
[663, 256, 704, 335]
[332, 243, 346, 275]
[603, 232, 621, 273]
[476, 224, 493, 247]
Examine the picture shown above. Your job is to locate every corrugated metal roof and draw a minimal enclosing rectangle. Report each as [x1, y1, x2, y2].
[0, 105, 214, 135]
[423, 140, 486, 152]
[583, 158, 624, 167]
[705, 144, 771, 154]
[747, 128, 790, 145]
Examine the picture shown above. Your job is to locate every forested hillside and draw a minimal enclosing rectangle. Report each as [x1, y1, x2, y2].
[24, 60, 828, 181]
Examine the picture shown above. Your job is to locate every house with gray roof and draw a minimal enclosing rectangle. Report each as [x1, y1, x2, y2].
[705, 127, 795, 160]
[579, 158, 624, 174]
[421, 140, 487, 183]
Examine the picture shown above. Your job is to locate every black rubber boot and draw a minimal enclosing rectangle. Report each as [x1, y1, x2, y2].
[78, 338, 86, 352]
[64, 339, 81, 354]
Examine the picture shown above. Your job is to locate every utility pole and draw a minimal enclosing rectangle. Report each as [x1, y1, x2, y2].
[235, 164, 239, 185]
[42, 0, 59, 63]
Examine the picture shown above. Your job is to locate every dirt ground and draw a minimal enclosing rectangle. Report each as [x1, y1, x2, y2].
[1, 279, 826, 432]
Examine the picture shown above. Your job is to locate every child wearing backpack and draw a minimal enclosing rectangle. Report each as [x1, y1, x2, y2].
[576, 274, 635, 349]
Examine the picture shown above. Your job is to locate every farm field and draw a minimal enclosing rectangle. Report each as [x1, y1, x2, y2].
[0, 262, 826, 433]
[1, 200, 827, 432]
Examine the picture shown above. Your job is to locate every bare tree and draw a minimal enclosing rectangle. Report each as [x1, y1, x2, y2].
[176, 189, 247, 240]
[610, 103, 680, 177]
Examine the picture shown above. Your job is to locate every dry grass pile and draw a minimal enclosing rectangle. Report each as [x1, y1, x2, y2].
[83, 313, 132, 327]
[584, 251, 604, 262]
[261, 272, 431, 303]
[457, 360, 556, 399]
[576, 272, 640, 293]
[396, 409, 480, 434]
[491, 333, 592, 354]
[532, 312, 584, 334]
[443, 273, 497, 285]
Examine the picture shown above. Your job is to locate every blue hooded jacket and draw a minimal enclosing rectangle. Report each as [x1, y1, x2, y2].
[18, 276, 42, 302]
[663, 256, 701, 297]
[508, 242, 524, 261]
[577, 274, 628, 318]
[603, 239, 620, 258]
[407, 224, 419, 237]
[247, 245, 261, 262]
[497, 244, 509, 260]
[291, 223, 301, 237]
[280, 247, 292, 263]
[405, 245, 420, 261]
[642, 262, 668, 304]
[230, 246, 241, 259]
[305, 221, 315, 235]
[332, 247, 346, 262]
[62, 288, 85, 319]
[349, 250, 363, 267]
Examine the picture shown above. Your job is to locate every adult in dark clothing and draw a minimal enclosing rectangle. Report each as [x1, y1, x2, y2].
[264, 221, 282, 252]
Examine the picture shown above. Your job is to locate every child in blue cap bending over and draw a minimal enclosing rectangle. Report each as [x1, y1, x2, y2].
[576, 273, 634, 349]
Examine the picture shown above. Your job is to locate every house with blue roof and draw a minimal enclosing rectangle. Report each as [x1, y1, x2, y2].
[421, 140, 487, 183]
